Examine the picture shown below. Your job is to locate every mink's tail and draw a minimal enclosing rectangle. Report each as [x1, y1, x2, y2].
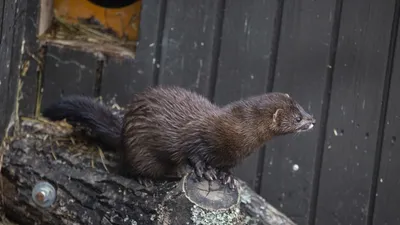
[42, 95, 123, 151]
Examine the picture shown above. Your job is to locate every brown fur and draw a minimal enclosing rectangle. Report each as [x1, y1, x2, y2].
[120, 86, 316, 182]
[42, 86, 315, 187]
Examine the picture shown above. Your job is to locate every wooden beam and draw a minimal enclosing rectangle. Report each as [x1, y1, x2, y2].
[0, 117, 297, 225]
[40, 46, 99, 110]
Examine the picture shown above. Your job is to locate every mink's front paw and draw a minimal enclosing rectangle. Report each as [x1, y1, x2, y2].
[137, 177, 154, 188]
[195, 164, 218, 181]
[203, 166, 218, 181]
[192, 160, 217, 181]
[193, 161, 206, 179]
[218, 171, 236, 189]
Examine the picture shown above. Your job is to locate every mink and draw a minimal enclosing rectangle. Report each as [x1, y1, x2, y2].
[42, 86, 316, 188]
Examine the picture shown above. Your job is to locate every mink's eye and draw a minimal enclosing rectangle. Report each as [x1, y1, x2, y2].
[295, 116, 302, 122]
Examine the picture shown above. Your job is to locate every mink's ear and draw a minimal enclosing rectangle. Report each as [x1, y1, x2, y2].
[284, 93, 290, 98]
[273, 108, 283, 125]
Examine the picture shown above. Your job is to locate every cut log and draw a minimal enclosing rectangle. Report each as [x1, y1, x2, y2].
[0, 117, 296, 225]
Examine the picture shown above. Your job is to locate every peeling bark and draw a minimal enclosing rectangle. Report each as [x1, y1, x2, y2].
[0, 118, 296, 225]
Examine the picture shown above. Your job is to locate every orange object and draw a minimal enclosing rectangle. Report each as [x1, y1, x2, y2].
[53, 0, 141, 41]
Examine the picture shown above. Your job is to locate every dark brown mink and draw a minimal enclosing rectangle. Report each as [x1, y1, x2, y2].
[42, 86, 316, 188]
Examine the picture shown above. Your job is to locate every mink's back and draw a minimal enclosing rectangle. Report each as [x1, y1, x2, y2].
[121, 86, 221, 177]
[140, 86, 219, 122]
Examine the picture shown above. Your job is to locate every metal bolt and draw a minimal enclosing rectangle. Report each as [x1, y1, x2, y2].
[31, 181, 56, 208]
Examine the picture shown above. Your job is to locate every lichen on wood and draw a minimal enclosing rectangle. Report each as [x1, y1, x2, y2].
[0, 117, 296, 225]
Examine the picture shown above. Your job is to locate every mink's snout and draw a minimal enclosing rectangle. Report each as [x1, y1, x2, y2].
[299, 113, 316, 131]
[309, 117, 316, 126]
[307, 118, 316, 130]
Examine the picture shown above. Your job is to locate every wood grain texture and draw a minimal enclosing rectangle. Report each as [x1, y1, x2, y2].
[158, 0, 223, 96]
[0, 0, 17, 140]
[40, 46, 99, 110]
[372, 2, 400, 223]
[0, 0, 4, 41]
[133, 0, 166, 87]
[314, 0, 396, 224]
[258, 0, 338, 224]
[101, 57, 153, 106]
[15, 0, 41, 116]
[1, 118, 297, 225]
[101, 0, 165, 106]
[213, 0, 280, 189]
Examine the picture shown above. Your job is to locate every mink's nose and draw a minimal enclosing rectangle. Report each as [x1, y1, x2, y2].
[309, 117, 317, 126]
[310, 118, 316, 126]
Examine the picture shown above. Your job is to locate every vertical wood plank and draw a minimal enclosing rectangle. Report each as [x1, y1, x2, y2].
[314, 0, 396, 224]
[101, 0, 165, 105]
[40, 46, 99, 109]
[259, 0, 338, 224]
[0, 0, 4, 41]
[0, 0, 17, 139]
[135, 0, 166, 86]
[372, 2, 400, 223]
[16, 0, 42, 116]
[213, 0, 280, 189]
[101, 57, 153, 106]
[158, 0, 223, 96]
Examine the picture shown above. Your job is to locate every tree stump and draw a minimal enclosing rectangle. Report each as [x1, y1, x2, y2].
[0, 117, 296, 225]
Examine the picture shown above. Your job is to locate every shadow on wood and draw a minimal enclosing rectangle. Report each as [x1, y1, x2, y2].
[0, 117, 296, 225]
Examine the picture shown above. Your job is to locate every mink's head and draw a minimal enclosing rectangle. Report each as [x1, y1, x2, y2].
[219, 93, 316, 151]
[222, 92, 316, 140]
[262, 93, 316, 135]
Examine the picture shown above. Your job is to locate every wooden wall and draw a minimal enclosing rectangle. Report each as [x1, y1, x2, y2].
[1, 0, 400, 224]
[0, 0, 20, 139]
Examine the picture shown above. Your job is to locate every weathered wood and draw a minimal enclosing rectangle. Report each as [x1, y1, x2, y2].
[101, 56, 153, 106]
[158, 0, 223, 96]
[16, 0, 42, 117]
[258, 0, 338, 224]
[40, 46, 99, 110]
[0, 118, 297, 225]
[372, 3, 400, 224]
[101, 0, 166, 105]
[0, 0, 18, 140]
[133, 0, 166, 87]
[213, 0, 280, 190]
[0, 0, 4, 41]
[314, 0, 396, 224]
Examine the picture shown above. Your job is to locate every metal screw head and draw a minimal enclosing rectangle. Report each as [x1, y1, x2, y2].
[31, 181, 56, 208]
[35, 191, 46, 203]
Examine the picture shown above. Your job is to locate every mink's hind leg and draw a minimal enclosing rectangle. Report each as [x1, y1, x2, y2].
[188, 156, 218, 181]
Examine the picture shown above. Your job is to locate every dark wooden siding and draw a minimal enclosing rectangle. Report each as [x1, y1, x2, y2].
[0, 0, 25, 138]
[259, 0, 339, 224]
[373, 3, 400, 223]
[1, 0, 400, 224]
[215, 0, 279, 190]
[315, 0, 398, 224]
